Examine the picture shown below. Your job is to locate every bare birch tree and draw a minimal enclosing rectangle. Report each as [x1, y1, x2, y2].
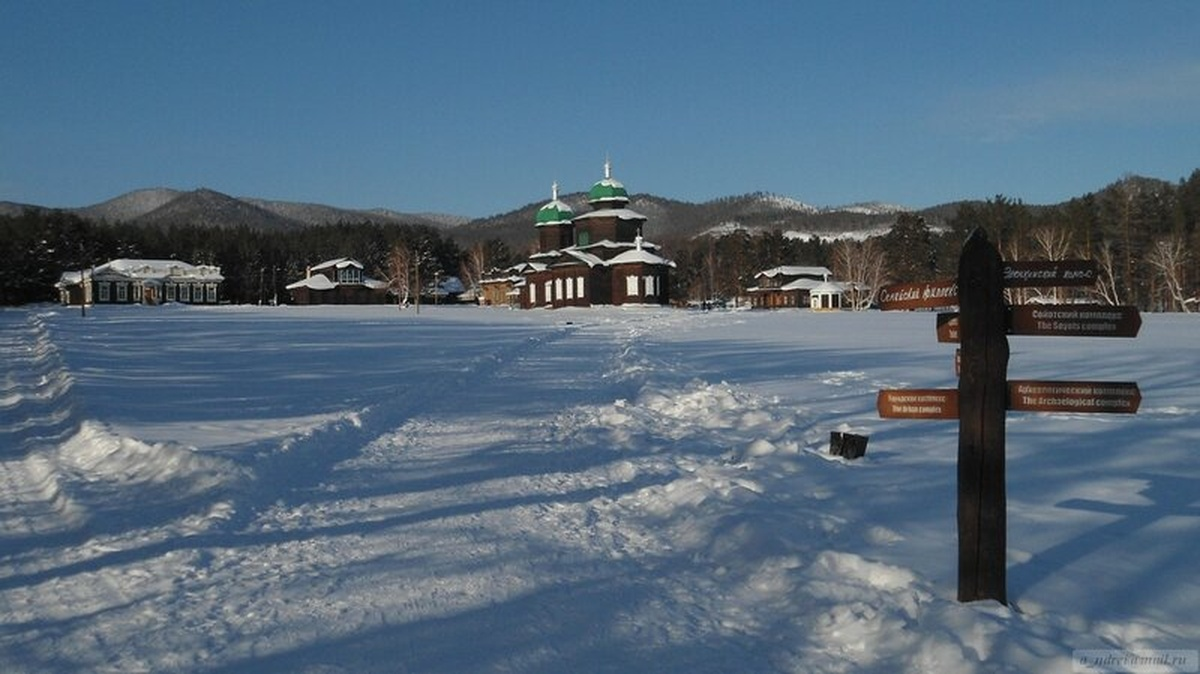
[1029, 225, 1075, 303]
[459, 241, 487, 301]
[1147, 235, 1193, 312]
[832, 238, 888, 311]
[1092, 241, 1122, 306]
[384, 242, 413, 309]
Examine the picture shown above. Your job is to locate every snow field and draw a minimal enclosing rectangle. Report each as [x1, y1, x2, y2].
[0, 305, 1197, 673]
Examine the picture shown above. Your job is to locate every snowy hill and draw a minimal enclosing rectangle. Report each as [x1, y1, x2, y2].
[2, 305, 1196, 673]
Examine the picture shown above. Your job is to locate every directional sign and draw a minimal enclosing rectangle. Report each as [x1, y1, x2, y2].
[1009, 304, 1141, 338]
[1002, 260, 1097, 288]
[878, 278, 958, 311]
[937, 306, 1141, 342]
[877, 382, 1142, 418]
[1008, 380, 1141, 414]
[877, 389, 959, 419]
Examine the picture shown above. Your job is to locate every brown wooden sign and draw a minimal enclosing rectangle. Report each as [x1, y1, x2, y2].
[938, 306, 1141, 342]
[1008, 380, 1141, 414]
[878, 278, 958, 311]
[1009, 305, 1141, 338]
[877, 389, 959, 419]
[879, 382, 1141, 417]
[1002, 260, 1097, 288]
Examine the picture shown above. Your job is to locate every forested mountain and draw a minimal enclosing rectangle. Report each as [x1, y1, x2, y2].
[451, 191, 910, 254]
[0, 187, 464, 231]
[2, 171, 1197, 311]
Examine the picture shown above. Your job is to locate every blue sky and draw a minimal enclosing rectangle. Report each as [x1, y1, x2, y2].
[3, 1, 1199, 217]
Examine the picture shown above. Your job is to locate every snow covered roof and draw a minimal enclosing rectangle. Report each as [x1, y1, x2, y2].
[310, 258, 364, 272]
[559, 249, 606, 268]
[608, 246, 676, 267]
[810, 281, 846, 294]
[60, 258, 224, 286]
[286, 273, 336, 291]
[573, 207, 647, 222]
[780, 278, 829, 292]
[756, 265, 832, 280]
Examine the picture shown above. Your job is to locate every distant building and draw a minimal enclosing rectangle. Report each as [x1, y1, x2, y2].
[747, 265, 844, 309]
[286, 258, 389, 304]
[57, 259, 224, 306]
[482, 162, 676, 309]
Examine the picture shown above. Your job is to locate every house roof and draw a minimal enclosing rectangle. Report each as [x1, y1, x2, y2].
[756, 265, 832, 280]
[286, 273, 336, 291]
[59, 258, 224, 286]
[310, 257, 364, 272]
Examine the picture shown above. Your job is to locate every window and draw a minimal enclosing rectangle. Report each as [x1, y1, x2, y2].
[555, 278, 563, 301]
[180, 284, 191, 302]
[577, 230, 590, 246]
[166, 283, 176, 301]
[565, 277, 574, 299]
[576, 277, 585, 298]
[98, 282, 110, 302]
[543, 280, 552, 303]
[338, 267, 360, 284]
[116, 282, 128, 302]
[625, 275, 639, 297]
[529, 284, 537, 304]
[206, 284, 217, 302]
[643, 275, 655, 296]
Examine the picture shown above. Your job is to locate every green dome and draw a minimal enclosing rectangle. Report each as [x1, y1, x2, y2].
[588, 177, 628, 205]
[535, 182, 573, 226]
[535, 199, 574, 226]
[588, 159, 630, 207]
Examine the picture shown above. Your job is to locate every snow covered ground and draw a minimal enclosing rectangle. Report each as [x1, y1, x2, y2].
[1, 303, 1197, 673]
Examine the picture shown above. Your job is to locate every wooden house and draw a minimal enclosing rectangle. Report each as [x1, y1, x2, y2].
[57, 259, 224, 306]
[286, 258, 389, 304]
[748, 266, 843, 309]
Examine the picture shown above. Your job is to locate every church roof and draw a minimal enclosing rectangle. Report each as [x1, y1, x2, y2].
[535, 182, 574, 226]
[573, 207, 646, 222]
[588, 160, 629, 207]
[607, 236, 676, 267]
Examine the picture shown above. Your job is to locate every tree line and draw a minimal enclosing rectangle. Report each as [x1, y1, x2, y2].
[660, 171, 1198, 312]
[0, 210, 475, 306]
[3, 170, 1196, 310]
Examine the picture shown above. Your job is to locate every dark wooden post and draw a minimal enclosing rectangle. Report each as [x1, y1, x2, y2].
[956, 228, 1009, 604]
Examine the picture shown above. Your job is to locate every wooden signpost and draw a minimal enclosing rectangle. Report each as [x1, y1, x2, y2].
[877, 231, 1143, 604]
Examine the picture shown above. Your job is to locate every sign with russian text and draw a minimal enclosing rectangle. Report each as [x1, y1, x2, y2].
[1008, 380, 1141, 414]
[1009, 305, 1141, 338]
[878, 278, 958, 311]
[877, 389, 959, 419]
[878, 382, 1142, 418]
[1002, 260, 1097, 288]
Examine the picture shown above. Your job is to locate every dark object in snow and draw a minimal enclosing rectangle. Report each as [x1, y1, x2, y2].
[829, 432, 868, 460]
